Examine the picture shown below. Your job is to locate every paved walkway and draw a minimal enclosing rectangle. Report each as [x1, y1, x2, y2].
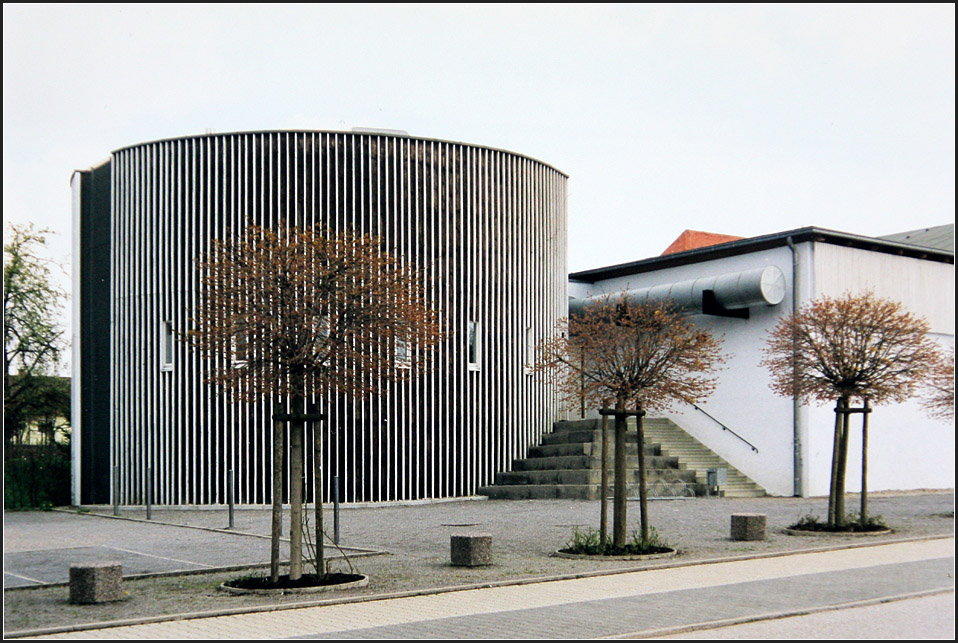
[657, 592, 954, 639]
[28, 538, 954, 639]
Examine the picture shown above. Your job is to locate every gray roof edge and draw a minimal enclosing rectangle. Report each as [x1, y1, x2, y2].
[72, 158, 111, 175]
[877, 223, 954, 252]
[107, 130, 569, 178]
[570, 226, 955, 283]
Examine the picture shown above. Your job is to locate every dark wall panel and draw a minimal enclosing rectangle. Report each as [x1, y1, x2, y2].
[78, 162, 112, 504]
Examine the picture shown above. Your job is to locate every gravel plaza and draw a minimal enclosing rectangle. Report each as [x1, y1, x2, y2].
[3, 491, 954, 638]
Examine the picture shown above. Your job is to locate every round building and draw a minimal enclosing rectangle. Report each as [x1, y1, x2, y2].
[72, 130, 568, 506]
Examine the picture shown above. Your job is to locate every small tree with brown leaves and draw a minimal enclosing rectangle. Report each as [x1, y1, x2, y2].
[191, 225, 443, 584]
[537, 295, 725, 549]
[923, 346, 954, 422]
[762, 293, 939, 528]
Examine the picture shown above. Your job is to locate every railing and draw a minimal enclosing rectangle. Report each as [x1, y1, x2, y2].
[691, 404, 759, 453]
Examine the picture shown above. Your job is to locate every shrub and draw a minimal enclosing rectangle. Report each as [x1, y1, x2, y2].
[4, 444, 71, 510]
[563, 524, 673, 556]
[565, 525, 605, 555]
[789, 512, 888, 533]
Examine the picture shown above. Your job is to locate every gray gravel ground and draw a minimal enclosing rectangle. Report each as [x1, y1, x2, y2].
[3, 491, 953, 635]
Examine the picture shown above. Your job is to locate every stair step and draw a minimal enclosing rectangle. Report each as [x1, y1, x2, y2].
[528, 442, 658, 458]
[478, 482, 708, 501]
[552, 419, 600, 432]
[631, 419, 766, 498]
[495, 468, 697, 486]
[480, 417, 766, 500]
[478, 484, 604, 500]
[540, 430, 657, 448]
[641, 419, 765, 498]
[512, 455, 678, 471]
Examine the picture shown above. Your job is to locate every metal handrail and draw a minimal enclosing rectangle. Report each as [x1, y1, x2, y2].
[691, 404, 759, 453]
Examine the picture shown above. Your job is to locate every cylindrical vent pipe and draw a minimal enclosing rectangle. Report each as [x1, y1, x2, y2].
[570, 266, 785, 316]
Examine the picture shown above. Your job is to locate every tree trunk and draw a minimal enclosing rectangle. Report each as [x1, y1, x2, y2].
[599, 412, 609, 546]
[313, 408, 325, 578]
[579, 354, 586, 419]
[636, 409, 649, 544]
[835, 397, 851, 527]
[613, 398, 628, 548]
[827, 397, 845, 526]
[289, 406, 304, 581]
[270, 411, 285, 584]
[860, 399, 870, 528]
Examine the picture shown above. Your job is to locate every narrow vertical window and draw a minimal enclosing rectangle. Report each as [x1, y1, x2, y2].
[231, 331, 248, 368]
[161, 321, 174, 371]
[467, 320, 481, 371]
[395, 336, 411, 370]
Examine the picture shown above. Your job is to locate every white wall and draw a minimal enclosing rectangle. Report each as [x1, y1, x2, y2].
[813, 244, 954, 334]
[581, 245, 802, 496]
[805, 389, 955, 497]
[70, 172, 82, 506]
[802, 243, 955, 496]
[579, 239, 954, 498]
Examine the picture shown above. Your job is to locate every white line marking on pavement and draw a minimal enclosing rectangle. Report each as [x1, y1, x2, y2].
[105, 546, 214, 568]
[4, 571, 48, 585]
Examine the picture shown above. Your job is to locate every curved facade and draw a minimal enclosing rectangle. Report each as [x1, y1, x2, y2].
[73, 131, 567, 505]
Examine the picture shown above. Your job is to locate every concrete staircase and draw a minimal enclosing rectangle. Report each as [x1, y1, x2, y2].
[641, 417, 765, 498]
[478, 417, 765, 500]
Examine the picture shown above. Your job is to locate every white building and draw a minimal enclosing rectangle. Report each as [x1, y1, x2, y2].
[569, 225, 954, 497]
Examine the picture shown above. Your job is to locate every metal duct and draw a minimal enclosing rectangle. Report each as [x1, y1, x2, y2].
[570, 266, 786, 316]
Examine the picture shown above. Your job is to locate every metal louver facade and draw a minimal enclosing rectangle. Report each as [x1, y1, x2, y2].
[73, 131, 567, 506]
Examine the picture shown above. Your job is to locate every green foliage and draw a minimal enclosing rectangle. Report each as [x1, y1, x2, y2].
[790, 513, 824, 530]
[4, 444, 71, 510]
[628, 525, 670, 551]
[566, 525, 606, 555]
[5, 374, 70, 443]
[564, 524, 673, 556]
[224, 572, 263, 587]
[862, 514, 888, 529]
[4, 224, 67, 446]
[789, 512, 888, 533]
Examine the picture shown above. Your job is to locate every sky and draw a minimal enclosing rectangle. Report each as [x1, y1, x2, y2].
[3, 4, 955, 293]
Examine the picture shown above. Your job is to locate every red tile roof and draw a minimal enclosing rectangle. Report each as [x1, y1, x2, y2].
[661, 230, 744, 256]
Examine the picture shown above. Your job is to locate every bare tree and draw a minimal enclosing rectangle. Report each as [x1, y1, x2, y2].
[922, 346, 954, 421]
[191, 224, 443, 584]
[763, 292, 939, 528]
[536, 295, 725, 549]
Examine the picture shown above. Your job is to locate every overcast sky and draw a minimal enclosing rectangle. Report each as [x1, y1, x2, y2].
[4, 4, 955, 289]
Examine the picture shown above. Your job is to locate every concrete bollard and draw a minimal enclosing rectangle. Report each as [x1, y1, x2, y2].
[731, 513, 767, 541]
[69, 563, 124, 604]
[450, 533, 493, 567]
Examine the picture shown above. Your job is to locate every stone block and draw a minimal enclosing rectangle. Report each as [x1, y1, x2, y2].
[731, 513, 767, 541]
[450, 533, 493, 567]
[69, 563, 124, 604]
